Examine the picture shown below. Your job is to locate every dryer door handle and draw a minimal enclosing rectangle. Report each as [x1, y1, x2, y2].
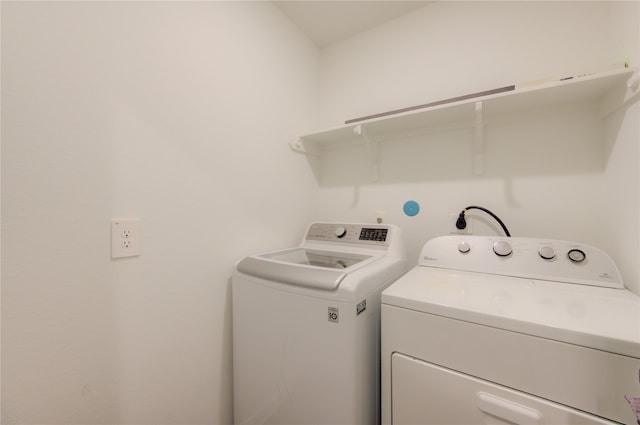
[476, 392, 542, 424]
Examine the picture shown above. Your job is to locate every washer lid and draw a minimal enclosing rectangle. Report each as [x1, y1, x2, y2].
[262, 248, 370, 269]
[382, 267, 640, 358]
[236, 248, 376, 290]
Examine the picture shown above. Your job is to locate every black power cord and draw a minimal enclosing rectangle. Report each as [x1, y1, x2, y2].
[456, 206, 511, 237]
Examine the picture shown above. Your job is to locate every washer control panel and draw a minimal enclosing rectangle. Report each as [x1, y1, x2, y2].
[305, 222, 391, 246]
[422, 235, 623, 289]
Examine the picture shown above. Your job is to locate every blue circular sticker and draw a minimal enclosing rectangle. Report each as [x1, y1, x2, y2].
[403, 200, 420, 217]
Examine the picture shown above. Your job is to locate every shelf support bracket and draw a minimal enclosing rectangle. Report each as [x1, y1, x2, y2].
[473, 101, 484, 175]
[289, 137, 306, 154]
[601, 70, 640, 118]
[354, 124, 379, 182]
[288, 136, 320, 156]
[627, 71, 640, 92]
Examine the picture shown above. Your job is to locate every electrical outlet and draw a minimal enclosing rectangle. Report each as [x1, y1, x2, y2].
[112, 218, 141, 258]
[450, 212, 473, 234]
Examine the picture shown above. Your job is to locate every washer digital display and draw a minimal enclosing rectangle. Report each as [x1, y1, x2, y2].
[360, 228, 388, 242]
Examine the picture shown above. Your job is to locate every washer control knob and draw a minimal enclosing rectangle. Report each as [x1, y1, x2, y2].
[567, 249, 586, 263]
[458, 241, 471, 253]
[493, 241, 512, 257]
[538, 246, 556, 260]
[335, 226, 347, 238]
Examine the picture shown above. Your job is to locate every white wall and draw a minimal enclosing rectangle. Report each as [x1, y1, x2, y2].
[602, 1, 640, 297]
[312, 1, 640, 294]
[2, 2, 639, 425]
[1, 2, 318, 424]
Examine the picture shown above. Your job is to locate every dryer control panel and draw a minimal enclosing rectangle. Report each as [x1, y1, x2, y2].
[419, 235, 623, 289]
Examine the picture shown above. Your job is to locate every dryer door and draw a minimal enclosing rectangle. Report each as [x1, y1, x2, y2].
[391, 353, 618, 425]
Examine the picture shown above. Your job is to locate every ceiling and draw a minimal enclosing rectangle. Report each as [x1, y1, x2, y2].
[273, 1, 431, 48]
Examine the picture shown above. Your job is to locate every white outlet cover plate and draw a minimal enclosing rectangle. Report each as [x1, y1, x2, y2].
[111, 218, 141, 258]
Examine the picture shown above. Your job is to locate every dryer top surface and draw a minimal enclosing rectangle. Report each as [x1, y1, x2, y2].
[383, 266, 640, 358]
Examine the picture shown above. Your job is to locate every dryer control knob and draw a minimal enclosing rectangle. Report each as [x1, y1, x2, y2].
[538, 246, 556, 260]
[458, 241, 471, 253]
[567, 249, 586, 263]
[335, 227, 347, 238]
[493, 241, 512, 257]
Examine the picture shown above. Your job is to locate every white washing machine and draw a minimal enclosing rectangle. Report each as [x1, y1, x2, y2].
[381, 235, 640, 425]
[233, 222, 408, 425]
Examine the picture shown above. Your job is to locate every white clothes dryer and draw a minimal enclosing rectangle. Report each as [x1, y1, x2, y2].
[381, 235, 640, 425]
[233, 222, 408, 425]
